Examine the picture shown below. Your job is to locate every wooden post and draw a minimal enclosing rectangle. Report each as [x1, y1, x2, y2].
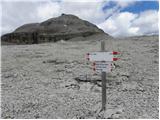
[101, 41, 106, 111]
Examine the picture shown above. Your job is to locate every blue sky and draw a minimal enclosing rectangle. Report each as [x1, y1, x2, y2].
[103, 1, 159, 13]
[120, 1, 159, 13]
[1, 0, 159, 37]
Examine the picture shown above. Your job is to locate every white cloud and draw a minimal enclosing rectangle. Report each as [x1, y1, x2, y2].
[1, 1, 41, 34]
[36, 1, 109, 24]
[60, 1, 107, 24]
[1, 0, 159, 37]
[98, 12, 138, 36]
[61, 0, 105, 2]
[115, 0, 136, 7]
[37, 1, 61, 21]
[132, 10, 159, 35]
[98, 10, 159, 37]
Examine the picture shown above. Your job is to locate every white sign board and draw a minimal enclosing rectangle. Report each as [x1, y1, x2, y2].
[88, 52, 113, 62]
[93, 61, 111, 73]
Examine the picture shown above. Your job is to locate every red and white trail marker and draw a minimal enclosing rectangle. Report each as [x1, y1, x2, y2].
[86, 51, 120, 73]
[86, 51, 120, 62]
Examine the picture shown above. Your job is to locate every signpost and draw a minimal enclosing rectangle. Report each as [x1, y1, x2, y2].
[101, 41, 107, 111]
[86, 41, 120, 111]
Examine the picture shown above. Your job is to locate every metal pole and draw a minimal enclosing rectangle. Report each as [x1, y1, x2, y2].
[101, 41, 106, 111]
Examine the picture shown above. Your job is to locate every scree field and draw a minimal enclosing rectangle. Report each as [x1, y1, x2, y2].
[1, 35, 159, 119]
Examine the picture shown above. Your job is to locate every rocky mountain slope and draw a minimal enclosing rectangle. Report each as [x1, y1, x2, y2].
[1, 14, 111, 44]
[1, 35, 158, 118]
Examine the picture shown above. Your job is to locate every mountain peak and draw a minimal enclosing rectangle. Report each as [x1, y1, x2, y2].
[2, 14, 112, 44]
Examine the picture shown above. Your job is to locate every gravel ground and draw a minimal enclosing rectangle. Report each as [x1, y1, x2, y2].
[1, 35, 159, 118]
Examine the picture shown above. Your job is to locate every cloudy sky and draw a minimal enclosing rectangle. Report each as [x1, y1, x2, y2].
[1, 0, 159, 37]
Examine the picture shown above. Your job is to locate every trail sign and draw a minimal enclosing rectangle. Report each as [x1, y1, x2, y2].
[86, 51, 120, 62]
[92, 61, 111, 73]
[88, 52, 113, 61]
[85, 41, 120, 111]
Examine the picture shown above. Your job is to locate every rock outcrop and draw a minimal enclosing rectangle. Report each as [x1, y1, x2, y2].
[1, 14, 111, 44]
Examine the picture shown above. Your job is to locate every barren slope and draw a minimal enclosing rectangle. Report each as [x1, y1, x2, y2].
[1, 35, 158, 118]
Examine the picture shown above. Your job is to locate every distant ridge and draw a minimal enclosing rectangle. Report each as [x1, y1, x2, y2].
[1, 14, 112, 44]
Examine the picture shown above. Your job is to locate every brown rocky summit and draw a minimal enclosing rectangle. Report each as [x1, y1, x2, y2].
[1, 14, 111, 44]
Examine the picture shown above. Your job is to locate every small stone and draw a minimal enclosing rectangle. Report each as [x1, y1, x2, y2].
[138, 113, 152, 119]
[122, 81, 138, 91]
[91, 86, 101, 93]
[111, 113, 120, 119]
[137, 87, 145, 92]
[80, 83, 92, 91]
[118, 71, 130, 78]
[115, 79, 122, 85]
[104, 109, 116, 118]
[34, 113, 40, 118]
[104, 107, 124, 118]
